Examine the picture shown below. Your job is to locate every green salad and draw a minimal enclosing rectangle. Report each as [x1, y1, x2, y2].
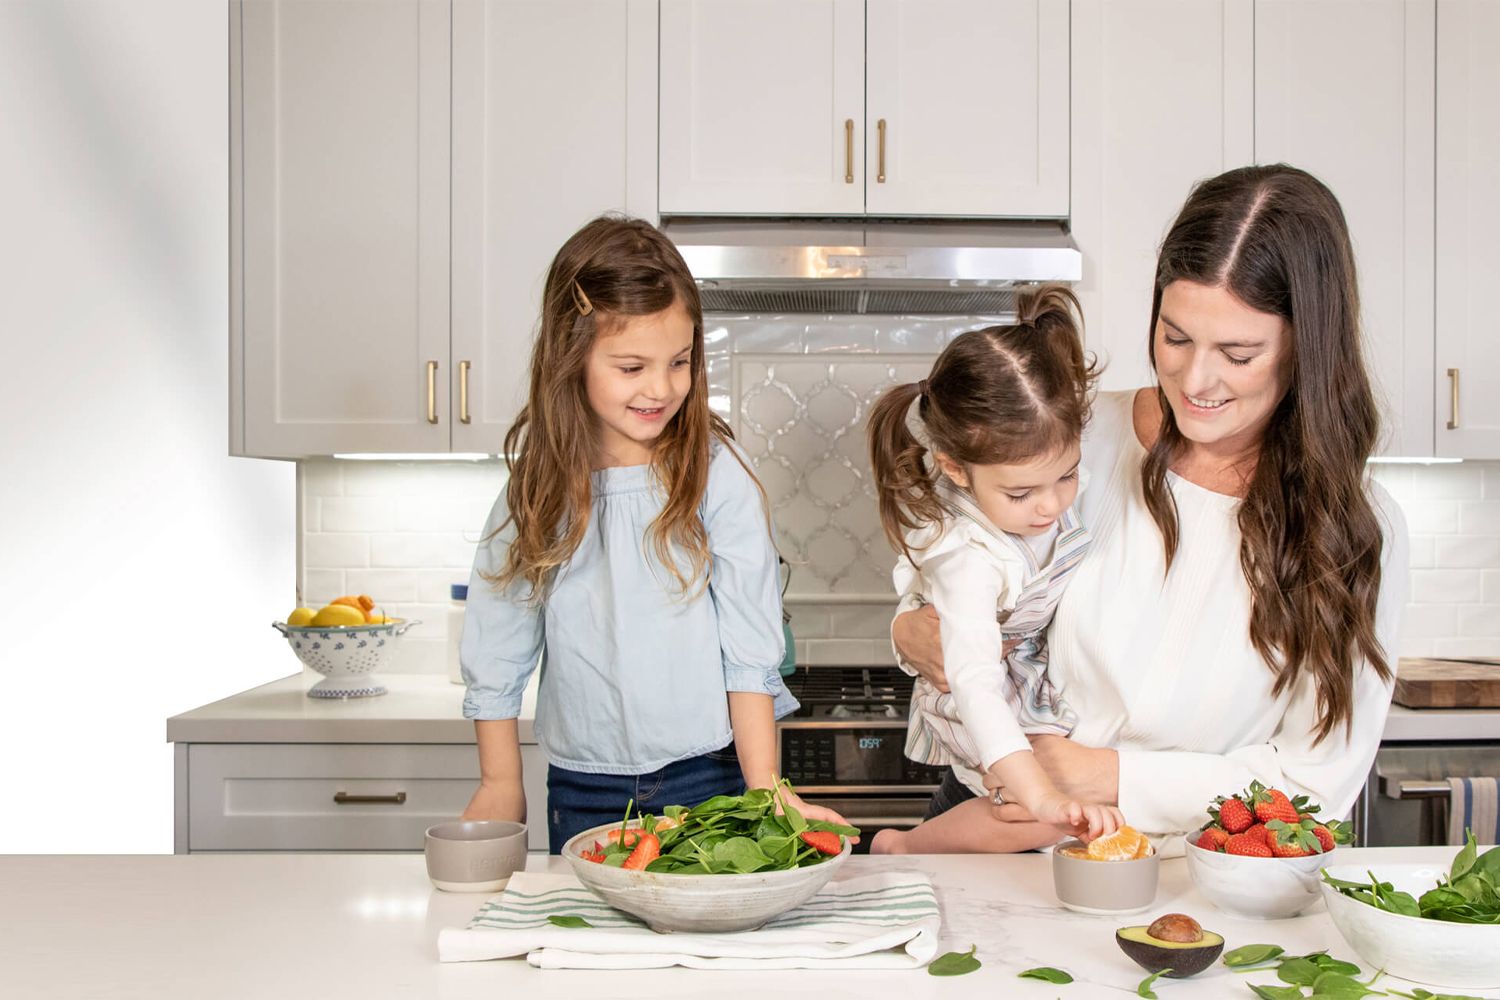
[574, 782, 859, 875]
[1321, 832, 1500, 924]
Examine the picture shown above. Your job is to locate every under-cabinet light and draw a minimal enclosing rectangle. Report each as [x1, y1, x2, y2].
[1366, 457, 1464, 465]
[332, 453, 494, 461]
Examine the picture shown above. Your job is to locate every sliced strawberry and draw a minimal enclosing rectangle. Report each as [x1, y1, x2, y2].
[621, 832, 660, 870]
[579, 841, 606, 863]
[1194, 827, 1230, 852]
[1225, 832, 1272, 857]
[799, 830, 843, 855]
[1216, 796, 1254, 834]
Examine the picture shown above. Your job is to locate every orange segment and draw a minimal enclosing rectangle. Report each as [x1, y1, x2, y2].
[1085, 824, 1151, 861]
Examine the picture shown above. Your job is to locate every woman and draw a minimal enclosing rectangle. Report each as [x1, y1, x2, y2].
[891, 164, 1409, 844]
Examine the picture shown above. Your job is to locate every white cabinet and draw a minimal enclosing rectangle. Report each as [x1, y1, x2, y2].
[864, 0, 1068, 218]
[176, 743, 550, 853]
[232, 0, 655, 458]
[658, 0, 1069, 218]
[1436, 0, 1500, 457]
[659, 0, 864, 217]
[450, 0, 657, 452]
[1070, 0, 1254, 392]
[1254, 0, 1435, 458]
[234, 0, 452, 457]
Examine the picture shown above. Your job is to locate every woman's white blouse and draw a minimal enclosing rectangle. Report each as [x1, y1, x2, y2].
[1050, 390, 1409, 835]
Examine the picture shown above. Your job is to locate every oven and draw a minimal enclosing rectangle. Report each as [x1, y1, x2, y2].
[1355, 740, 1500, 846]
[777, 666, 948, 852]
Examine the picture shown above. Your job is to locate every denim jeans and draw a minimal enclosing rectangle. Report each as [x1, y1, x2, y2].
[546, 746, 744, 854]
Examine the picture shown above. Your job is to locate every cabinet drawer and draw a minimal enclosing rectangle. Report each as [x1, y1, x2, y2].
[186, 744, 548, 853]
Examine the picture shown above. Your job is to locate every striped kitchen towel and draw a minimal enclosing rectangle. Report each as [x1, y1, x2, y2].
[437, 869, 940, 970]
[1447, 776, 1500, 846]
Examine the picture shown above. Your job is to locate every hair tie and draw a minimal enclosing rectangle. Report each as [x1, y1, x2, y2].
[571, 281, 594, 316]
[917, 379, 929, 398]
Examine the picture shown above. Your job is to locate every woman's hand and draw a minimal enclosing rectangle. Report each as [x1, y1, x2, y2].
[460, 779, 526, 823]
[1028, 735, 1121, 805]
[893, 604, 948, 691]
[779, 789, 860, 845]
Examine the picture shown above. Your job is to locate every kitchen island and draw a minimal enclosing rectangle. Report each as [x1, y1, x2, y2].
[5, 847, 1494, 1000]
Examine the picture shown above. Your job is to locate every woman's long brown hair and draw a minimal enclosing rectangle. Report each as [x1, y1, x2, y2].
[867, 285, 1098, 563]
[486, 214, 743, 601]
[1142, 164, 1389, 743]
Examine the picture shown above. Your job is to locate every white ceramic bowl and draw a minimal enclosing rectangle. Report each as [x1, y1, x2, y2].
[1183, 836, 1327, 919]
[562, 821, 850, 933]
[271, 618, 419, 698]
[1321, 862, 1500, 991]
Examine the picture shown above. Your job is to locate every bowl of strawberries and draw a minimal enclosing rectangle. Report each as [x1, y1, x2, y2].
[1183, 781, 1351, 920]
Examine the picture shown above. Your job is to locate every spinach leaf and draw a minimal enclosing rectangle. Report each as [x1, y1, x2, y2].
[1277, 957, 1322, 986]
[1309, 971, 1381, 998]
[1249, 985, 1305, 1000]
[1223, 944, 1286, 968]
[1137, 969, 1171, 998]
[1017, 965, 1072, 984]
[546, 915, 593, 928]
[928, 946, 981, 977]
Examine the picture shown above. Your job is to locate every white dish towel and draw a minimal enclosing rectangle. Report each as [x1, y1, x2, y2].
[437, 869, 940, 970]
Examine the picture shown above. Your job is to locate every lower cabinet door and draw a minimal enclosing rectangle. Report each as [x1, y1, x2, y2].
[186, 743, 549, 853]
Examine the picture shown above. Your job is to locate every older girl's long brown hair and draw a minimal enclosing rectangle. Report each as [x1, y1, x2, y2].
[1143, 164, 1389, 743]
[867, 285, 1098, 563]
[487, 214, 738, 600]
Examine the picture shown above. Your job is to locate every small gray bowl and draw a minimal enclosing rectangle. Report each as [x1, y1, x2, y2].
[1051, 838, 1160, 914]
[424, 820, 527, 893]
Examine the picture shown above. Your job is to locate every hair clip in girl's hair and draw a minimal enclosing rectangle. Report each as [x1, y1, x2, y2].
[572, 282, 594, 316]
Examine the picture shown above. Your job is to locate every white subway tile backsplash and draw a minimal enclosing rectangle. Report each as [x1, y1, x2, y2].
[1409, 569, 1482, 605]
[1400, 603, 1458, 641]
[1401, 500, 1460, 536]
[1460, 501, 1500, 535]
[319, 496, 395, 533]
[1483, 570, 1500, 605]
[343, 569, 421, 605]
[394, 495, 494, 534]
[1434, 637, 1500, 658]
[1404, 463, 1484, 500]
[304, 532, 369, 568]
[369, 533, 475, 569]
[1406, 535, 1436, 570]
[300, 569, 344, 606]
[1433, 534, 1500, 570]
[1456, 604, 1500, 639]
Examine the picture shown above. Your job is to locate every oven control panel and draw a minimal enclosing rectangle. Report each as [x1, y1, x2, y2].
[781, 728, 947, 788]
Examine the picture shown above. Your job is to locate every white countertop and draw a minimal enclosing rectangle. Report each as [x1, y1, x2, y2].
[166, 671, 539, 744]
[5, 848, 1493, 1000]
[166, 672, 1499, 745]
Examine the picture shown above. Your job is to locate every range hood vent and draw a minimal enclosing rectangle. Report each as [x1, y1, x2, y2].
[665, 217, 1079, 316]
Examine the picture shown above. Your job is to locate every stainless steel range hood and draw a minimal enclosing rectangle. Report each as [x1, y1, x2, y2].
[663, 218, 1081, 316]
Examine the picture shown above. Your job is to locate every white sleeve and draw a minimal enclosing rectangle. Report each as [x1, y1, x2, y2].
[923, 537, 1032, 771]
[889, 551, 925, 676]
[1115, 489, 1409, 835]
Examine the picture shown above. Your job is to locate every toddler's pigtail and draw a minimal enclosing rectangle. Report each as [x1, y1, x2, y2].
[867, 381, 944, 562]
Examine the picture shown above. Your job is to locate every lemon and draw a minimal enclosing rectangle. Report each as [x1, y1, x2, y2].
[312, 604, 367, 628]
[286, 607, 316, 627]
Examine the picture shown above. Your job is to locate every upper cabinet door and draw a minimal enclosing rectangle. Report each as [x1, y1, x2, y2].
[658, 0, 865, 216]
[1436, 0, 1500, 457]
[864, 0, 1069, 217]
[239, 0, 451, 457]
[1070, 0, 1254, 391]
[450, 0, 657, 453]
[1255, 0, 1436, 458]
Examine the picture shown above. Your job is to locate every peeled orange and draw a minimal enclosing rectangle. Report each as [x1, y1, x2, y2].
[1086, 825, 1152, 861]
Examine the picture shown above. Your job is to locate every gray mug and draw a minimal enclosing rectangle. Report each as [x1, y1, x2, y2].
[424, 820, 528, 892]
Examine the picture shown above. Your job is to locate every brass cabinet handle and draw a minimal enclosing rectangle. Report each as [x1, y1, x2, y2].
[1447, 368, 1460, 430]
[333, 791, 407, 805]
[426, 361, 438, 424]
[876, 118, 887, 183]
[459, 360, 472, 424]
[843, 119, 854, 183]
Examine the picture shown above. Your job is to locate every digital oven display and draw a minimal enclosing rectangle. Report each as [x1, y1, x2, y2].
[832, 731, 905, 783]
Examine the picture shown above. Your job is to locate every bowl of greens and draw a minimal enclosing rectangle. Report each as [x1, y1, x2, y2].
[561, 784, 856, 933]
[1319, 834, 1500, 990]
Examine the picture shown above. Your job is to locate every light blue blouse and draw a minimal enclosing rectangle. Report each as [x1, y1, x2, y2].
[460, 439, 798, 775]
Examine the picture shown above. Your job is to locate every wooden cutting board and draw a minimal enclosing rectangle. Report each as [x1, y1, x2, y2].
[1394, 658, 1500, 708]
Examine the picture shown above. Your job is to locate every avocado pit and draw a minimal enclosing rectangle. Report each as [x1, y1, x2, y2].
[1116, 913, 1224, 977]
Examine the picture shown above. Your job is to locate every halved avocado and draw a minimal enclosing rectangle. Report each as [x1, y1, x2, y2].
[1116, 914, 1224, 978]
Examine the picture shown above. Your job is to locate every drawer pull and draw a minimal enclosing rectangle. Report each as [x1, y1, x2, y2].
[333, 791, 407, 805]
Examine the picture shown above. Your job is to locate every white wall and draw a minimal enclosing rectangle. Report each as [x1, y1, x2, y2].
[0, 1, 294, 852]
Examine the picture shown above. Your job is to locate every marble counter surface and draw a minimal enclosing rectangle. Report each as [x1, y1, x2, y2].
[165, 671, 538, 744]
[5, 848, 1494, 1000]
[166, 672, 1499, 747]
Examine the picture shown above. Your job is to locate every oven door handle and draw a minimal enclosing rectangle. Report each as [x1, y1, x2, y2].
[1379, 776, 1452, 800]
[839, 815, 925, 828]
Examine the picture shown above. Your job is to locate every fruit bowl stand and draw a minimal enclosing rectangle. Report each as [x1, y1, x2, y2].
[271, 619, 420, 698]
